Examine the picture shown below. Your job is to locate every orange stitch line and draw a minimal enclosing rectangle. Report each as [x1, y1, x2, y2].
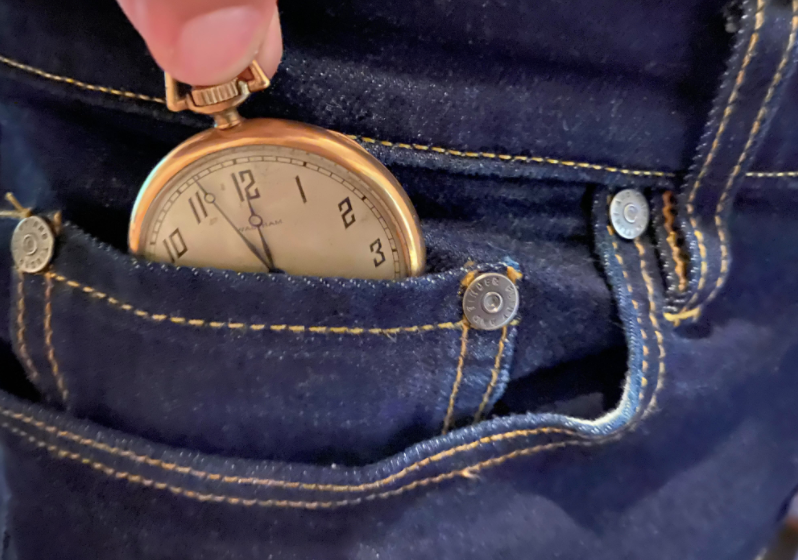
[634, 238, 667, 411]
[608, 227, 651, 405]
[0, 404, 579, 492]
[745, 170, 798, 177]
[442, 323, 469, 434]
[0, 417, 598, 509]
[44, 272, 462, 336]
[662, 306, 701, 325]
[15, 272, 40, 384]
[0, 54, 676, 179]
[681, 0, 765, 313]
[0, 227, 666, 509]
[0, 54, 165, 103]
[662, 192, 687, 292]
[0, 53, 787, 180]
[505, 266, 523, 284]
[473, 326, 508, 423]
[44, 276, 69, 404]
[352, 135, 674, 177]
[706, 0, 798, 308]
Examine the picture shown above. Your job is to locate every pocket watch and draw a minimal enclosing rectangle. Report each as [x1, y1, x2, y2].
[129, 62, 425, 280]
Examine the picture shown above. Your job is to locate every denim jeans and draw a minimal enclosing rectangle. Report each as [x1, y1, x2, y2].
[1, 0, 798, 558]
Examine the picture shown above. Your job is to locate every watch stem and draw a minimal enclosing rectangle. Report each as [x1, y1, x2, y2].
[213, 108, 243, 129]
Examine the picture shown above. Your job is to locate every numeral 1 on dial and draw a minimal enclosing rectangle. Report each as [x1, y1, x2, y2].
[295, 176, 307, 203]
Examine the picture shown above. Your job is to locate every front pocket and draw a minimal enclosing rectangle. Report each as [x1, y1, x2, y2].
[10, 223, 520, 465]
[0, 189, 674, 560]
[0, 190, 668, 533]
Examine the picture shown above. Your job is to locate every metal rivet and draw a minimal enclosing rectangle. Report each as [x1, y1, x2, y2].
[12, 216, 55, 273]
[610, 189, 650, 240]
[463, 272, 519, 330]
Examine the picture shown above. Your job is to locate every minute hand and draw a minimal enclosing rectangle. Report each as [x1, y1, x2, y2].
[246, 197, 277, 269]
[195, 181, 273, 271]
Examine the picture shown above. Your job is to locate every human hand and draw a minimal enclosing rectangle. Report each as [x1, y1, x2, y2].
[116, 0, 282, 86]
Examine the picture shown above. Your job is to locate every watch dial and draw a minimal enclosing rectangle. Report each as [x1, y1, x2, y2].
[139, 144, 406, 279]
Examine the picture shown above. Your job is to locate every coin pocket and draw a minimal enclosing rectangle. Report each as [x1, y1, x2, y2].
[8, 222, 520, 466]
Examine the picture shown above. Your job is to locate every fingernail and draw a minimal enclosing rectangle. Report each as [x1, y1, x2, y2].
[175, 5, 264, 85]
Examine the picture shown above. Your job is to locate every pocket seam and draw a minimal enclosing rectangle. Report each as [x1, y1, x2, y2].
[473, 325, 509, 424]
[14, 271, 41, 385]
[441, 322, 469, 434]
[43, 274, 69, 404]
[46, 271, 467, 335]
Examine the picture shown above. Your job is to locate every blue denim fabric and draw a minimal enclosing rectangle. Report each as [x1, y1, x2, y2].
[1, 0, 798, 559]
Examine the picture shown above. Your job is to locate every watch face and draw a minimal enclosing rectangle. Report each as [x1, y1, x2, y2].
[134, 143, 411, 279]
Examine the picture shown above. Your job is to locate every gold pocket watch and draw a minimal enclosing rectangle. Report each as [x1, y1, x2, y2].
[129, 62, 425, 280]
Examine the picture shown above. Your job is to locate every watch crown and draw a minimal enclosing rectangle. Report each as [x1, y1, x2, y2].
[164, 61, 270, 129]
[191, 80, 242, 107]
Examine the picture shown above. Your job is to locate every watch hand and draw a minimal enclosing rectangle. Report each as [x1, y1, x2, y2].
[194, 181, 273, 271]
[245, 197, 278, 271]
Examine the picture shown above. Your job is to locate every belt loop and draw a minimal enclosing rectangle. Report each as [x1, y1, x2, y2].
[666, 0, 798, 323]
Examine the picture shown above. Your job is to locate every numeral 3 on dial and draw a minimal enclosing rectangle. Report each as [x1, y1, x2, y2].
[370, 238, 386, 267]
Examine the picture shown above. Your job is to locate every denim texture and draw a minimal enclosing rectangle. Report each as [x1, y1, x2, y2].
[1, 0, 798, 558]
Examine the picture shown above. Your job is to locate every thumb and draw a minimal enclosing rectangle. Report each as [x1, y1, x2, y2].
[117, 0, 282, 86]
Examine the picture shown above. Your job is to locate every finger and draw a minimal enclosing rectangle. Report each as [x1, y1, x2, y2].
[117, 0, 280, 86]
[255, 8, 283, 79]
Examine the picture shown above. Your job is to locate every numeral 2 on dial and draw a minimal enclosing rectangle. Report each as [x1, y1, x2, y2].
[339, 197, 355, 229]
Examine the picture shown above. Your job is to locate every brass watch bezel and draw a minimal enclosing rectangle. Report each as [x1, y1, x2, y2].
[129, 118, 425, 277]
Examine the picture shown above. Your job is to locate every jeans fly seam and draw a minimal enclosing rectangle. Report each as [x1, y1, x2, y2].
[681, 0, 764, 313]
[703, 0, 798, 310]
[14, 272, 40, 384]
[662, 191, 688, 293]
[473, 326, 508, 424]
[45, 271, 465, 335]
[0, 234, 663, 508]
[634, 238, 667, 411]
[608, 226, 651, 404]
[43, 275, 69, 404]
[442, 323, 469, 434]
